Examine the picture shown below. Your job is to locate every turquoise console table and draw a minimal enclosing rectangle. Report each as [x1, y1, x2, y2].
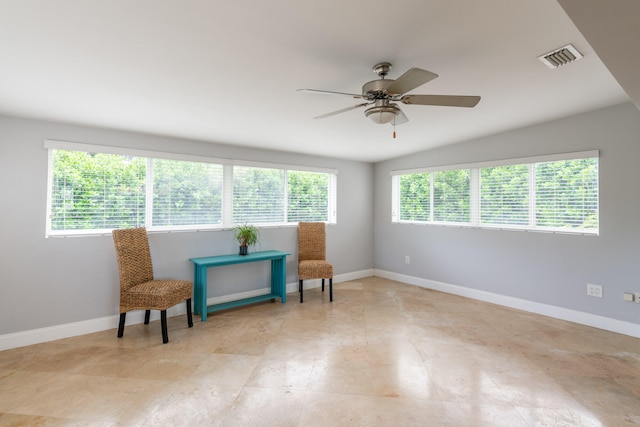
[189, 250, 290, 321]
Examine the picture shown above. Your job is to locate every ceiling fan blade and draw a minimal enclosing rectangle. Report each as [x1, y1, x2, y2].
[313, 102, 370, 119]
[392, 107, 409, 125]
[385, 68, 438, 95]
[401, 94, 481, 107]
[298, 88, 364, 99]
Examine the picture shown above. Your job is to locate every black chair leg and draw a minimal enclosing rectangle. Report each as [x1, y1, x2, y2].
[330, 278, 333, 302]
[186, 298, 193, 328]
[144, 310, 151, 325]
[117, 313, 126, 338]
[161, 310, 169, 344]
[322, 278, 325, 292]
[299, 279, 304, 303]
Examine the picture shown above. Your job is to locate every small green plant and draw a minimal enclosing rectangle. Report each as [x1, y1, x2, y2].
[233, 224, 259, 255]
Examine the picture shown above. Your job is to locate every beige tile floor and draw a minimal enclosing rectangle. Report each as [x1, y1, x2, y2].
[1, 276, 640, 426]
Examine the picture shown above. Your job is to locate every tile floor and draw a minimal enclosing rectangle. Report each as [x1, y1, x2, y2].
[1, 276, 640, 426]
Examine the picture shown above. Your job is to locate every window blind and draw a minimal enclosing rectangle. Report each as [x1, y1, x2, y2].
[392, 150, 599, 235]
[287, 170, 329, 222]
[480, 164, 529, 226]
[49, 150, 146, 234]
[151, 159, 223, 228]
[46, 140, 339, 236]
[433, 169, 470, 223]
[535, 157, 598, 231]
[232, 165, 285, 223]
[399, 173, 430, 221]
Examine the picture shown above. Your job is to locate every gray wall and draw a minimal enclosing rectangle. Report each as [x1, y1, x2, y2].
[0, 115, 374, 335]
[374, 102, 640, 324]
[2, 101, 638, 338]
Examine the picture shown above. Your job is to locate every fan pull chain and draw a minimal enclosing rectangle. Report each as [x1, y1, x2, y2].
[393, 116, 397, 139]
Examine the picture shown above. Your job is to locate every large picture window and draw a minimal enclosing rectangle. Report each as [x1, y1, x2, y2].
[392, 151, 599, 234]
[45, 140, 337, 236]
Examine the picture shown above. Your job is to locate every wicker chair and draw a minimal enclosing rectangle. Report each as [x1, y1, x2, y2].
[112, 227, 193, 344]
[297, 222, 333, 303]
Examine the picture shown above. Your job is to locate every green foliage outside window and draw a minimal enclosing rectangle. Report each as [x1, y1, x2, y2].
[399, 173, 430, 221]
[51, 150, 146, 231]
[433, 169, 470, 223]
[287, 171, 328, 222]
[395, 155, 598, 233]
[536, 158, 598, 229]
[481, 164, 529, 225]
[49, 148, 335, 235]
[153, 159, 223, 226]
[233, 166, 285, 223]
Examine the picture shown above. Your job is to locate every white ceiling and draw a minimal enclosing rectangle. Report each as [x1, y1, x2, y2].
[0, 0, 632, 162]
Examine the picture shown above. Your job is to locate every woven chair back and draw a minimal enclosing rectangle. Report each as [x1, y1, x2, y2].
[112, 227, 154, 293]
[298, 222, 326, 262]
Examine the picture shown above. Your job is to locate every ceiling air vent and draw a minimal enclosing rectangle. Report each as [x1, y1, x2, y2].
[538, 44, 583, 69]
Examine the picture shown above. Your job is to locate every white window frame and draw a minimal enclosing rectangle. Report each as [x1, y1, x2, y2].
[391, 150, 599, 235]
[45, 140, 338, 236]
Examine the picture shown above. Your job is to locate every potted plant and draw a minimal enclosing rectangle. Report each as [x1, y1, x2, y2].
[233, 224, 259, 255]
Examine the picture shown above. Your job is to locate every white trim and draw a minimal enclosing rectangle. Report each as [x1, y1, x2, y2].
[43, 139, 338, 180]
[374, 269, 640, 339]
[0, 304, 186, 351]
[45, 147, 55, 237]
[233, 159, 338, 175]
[44, 140, 339, 236]
[0, 269, 374, 351]
[391, 153, 599, 236]
[288, 269, 375, 293]
[390, 149, 599, 176]
[44, 139, 231, 165]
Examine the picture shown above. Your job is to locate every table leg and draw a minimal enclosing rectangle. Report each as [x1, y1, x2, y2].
[194, 266, 208, 322]
[272, 256, 286, 303]
[281, 257, 287, 303]
[201, 268, 208, 322]
[193, 267, 201, 316]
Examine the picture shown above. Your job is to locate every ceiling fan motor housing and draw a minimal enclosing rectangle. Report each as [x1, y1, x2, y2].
[362, 79, 400, 98]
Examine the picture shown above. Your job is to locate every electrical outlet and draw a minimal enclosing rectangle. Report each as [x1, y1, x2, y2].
[587, 283, 603, 298]
[623, 292, 635, 302]
[405, 255, 410, 264]
[635, 292, 640, 304]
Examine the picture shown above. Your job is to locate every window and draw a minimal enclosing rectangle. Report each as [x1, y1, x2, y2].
[399, 173, 430, 221]
[392, 151, 599, 234]
[434, 169, 470, 223]
[535, 157, 598, 230]
[287, 170, 330, 222]
[233, 166, 285, 223]
[49, 150, 146, 232]
[45, 140, 337, 236]
[480, 164, 529, 226]
[152, 159, 223, 229]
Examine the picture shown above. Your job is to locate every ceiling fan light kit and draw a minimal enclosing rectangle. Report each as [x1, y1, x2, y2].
[299, 62, 481, 129]
[364, 102, 401, 124]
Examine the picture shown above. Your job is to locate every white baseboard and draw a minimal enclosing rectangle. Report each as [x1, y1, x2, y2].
[0, 269, 375, 351]
[374, 269, 640, 339]
[287, 269, 374, 294]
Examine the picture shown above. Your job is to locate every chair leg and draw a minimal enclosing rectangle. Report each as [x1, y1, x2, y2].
[161, 310, 169, 344]
[299, 279, 304, 303]
[144, 310, 151, 325]
[186, 298, 193, 328]
[322, 278, 325, 292]
[117, 313, 126, 338]
[330, 278, 333, 302]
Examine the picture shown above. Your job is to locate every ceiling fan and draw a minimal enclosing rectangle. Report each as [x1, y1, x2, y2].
[299, 62, 481, 126]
